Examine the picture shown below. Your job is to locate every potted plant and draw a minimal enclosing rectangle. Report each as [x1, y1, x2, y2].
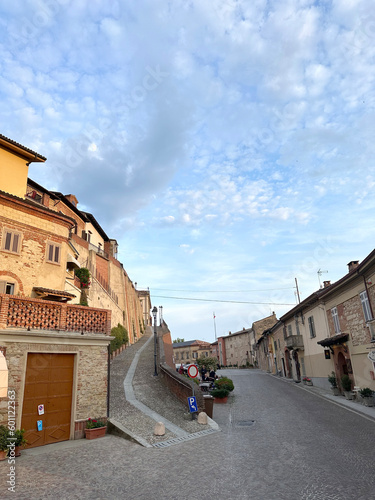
[358, 387, 374, 407]
[85, 418, 107, 440]
[341, 374, 353, 400]
[0, 425, 10, 461]
[328, 372, 340, 396]
[214, 376, 234, 393]
[303, 377, 313, 386]
[211, 387, 230, 403]
[14, 429, 27, 456]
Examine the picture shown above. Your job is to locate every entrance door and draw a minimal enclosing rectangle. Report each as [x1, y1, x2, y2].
[21, 353, 74, 448]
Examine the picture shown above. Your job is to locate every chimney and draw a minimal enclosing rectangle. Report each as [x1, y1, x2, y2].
[323, 281, 331, 288]
[347, 260, 359, 272]
[65, 194, 78, 207]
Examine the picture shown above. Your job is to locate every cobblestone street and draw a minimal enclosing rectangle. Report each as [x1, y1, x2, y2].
[1, 367, 375, 500]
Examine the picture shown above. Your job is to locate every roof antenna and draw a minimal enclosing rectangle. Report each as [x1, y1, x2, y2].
[317, 269, 328, 289]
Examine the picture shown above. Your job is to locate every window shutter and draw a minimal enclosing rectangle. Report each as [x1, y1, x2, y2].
[12, 233, 19, 253]
[54, 246, 60, 263]
[48, 244, 54, 261]
[0, 281, 6, 293]
[4, 232, 11, 250]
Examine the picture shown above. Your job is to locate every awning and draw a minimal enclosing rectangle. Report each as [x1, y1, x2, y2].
[0, 352, 8, 398]
[33, 287, 76, 302]
[317, 333, 349, 347]
[67, 253, 80, 269]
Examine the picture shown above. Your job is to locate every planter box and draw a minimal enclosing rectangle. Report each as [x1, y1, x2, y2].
[85, 426, 106, 440]
[331, 387, 340, 396]
[214, 396, 228, 404]
[362, 397, 374, 407]
[344, 391, 354, 400]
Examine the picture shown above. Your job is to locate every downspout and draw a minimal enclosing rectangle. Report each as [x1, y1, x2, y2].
[107, 343, 110, 418]
[363, 275, 374, 319]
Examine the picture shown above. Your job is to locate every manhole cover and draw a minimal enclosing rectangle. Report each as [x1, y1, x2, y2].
[236, 420, 255, 427]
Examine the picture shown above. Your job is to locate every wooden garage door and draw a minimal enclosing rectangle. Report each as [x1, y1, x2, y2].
[21, 353, 74, 448]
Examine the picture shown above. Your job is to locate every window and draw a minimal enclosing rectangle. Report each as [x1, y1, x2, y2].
[175, 353, 179, 360]
[287, 324, 292, 337]
[0, 282, 15, 294]
[181, 353, 184, 360]
[308, 316, 316, 338]
[360, 291, 373, 322]
[331, 307, 340, 334]
[46, 243, 61, 264]
[274, 340, 277, 352]
[2, 230, 21, 254]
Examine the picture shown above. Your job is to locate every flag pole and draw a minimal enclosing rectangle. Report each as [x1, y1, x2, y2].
[213, 312, 217, 341]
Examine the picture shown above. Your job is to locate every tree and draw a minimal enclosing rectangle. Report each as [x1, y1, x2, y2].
[173, 338, 185, 343]
[196, 356, 217, 372]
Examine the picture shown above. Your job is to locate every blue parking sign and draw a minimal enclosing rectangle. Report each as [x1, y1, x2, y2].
[188, 396, 197, 413]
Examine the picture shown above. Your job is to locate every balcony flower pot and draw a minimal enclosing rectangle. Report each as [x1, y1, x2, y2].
[85, 418, 106, 440]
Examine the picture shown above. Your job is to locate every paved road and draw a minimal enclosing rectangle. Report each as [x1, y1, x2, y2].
[1, 369, 374, 500]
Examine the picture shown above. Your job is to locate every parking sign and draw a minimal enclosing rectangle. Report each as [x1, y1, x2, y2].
[188, 396, 198, 413]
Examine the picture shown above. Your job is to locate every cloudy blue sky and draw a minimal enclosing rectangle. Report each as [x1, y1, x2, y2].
[1, 1, 375, 342]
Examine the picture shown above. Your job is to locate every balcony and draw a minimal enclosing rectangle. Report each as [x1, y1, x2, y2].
[0, 294, 111, 335]
[285, 335, 304, 350]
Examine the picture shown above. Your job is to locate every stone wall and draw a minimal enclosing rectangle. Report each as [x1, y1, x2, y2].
[159, 363, 204, 412]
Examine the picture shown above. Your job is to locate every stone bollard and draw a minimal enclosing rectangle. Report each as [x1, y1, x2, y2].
[154, 422, 165, 436]
[197, 412, 208, 425]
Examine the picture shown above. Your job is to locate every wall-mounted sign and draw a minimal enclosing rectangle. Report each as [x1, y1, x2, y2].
[38, 404, 44, 415]
[324, 350, 331, 360]
[368, 351, 375, 363]
[37, 420, 43, 431]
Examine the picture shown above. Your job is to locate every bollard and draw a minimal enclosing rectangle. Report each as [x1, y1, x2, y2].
[203, 394, 214, 419]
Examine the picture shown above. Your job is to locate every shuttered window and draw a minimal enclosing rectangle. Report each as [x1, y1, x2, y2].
[46, 243, 61, 264]
[2, 230, 21, 254]
[360, 291, 372, 322]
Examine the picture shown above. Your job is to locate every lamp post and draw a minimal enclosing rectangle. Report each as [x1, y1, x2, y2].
[152, 306, 158, 376]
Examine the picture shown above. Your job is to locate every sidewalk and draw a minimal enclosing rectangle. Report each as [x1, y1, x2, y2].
[109, 327, 219, 447]
[271, 373, 375, 421]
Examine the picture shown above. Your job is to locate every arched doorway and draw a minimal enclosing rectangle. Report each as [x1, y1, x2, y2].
[337, 351, 349, 390]
[284, 349, 292, 378]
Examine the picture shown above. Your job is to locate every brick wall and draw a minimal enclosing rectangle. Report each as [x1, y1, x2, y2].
[159, 363, 204, 412]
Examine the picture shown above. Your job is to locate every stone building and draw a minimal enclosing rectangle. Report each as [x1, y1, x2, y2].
[0, 133, 149, 448]
[172, 339, 211, 366]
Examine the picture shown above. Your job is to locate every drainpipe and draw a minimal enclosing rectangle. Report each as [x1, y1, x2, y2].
[107, 344, 110, 418]
[363, 276, 374, 319]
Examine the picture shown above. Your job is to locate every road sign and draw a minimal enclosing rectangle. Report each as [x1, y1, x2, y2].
[187, 364, 198, 378]
[188, 396, 198, 413]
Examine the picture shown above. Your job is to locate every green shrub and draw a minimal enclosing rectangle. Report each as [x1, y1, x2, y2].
[359, 387, 373, 398]
[211, 387, 229, 399]
[341, 374, 352, 392]
[215, 376, 234, 392]
[110, 324, 129, 354]
[328, 372, 337, 388]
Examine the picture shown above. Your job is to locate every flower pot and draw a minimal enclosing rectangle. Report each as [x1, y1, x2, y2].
[344, 391, 353, 400]
[362, 397, 374, 407]
[0, 450, 7, 461]
[85, 426, 106, 440]
[331, 387, 340, 396]
[214, 396, 228, 404]
[306, 381, 313, 386]
[14, 446, 22, 457]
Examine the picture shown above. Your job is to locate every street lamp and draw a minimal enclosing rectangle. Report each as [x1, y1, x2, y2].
[152, 306, 158, 376]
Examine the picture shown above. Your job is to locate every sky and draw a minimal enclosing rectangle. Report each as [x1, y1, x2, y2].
[1, 0, 375, 343]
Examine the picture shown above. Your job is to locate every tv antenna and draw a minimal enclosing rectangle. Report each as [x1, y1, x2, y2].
[317, 269, 328, 289]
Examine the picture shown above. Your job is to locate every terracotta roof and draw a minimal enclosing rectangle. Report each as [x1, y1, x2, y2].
[33, 287, 76, 301]
[0, 133, 46, 161]
[317, 333, 349, 347]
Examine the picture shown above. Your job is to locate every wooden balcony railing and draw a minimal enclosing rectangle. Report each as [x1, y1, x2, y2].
[0, 294, 111, 335]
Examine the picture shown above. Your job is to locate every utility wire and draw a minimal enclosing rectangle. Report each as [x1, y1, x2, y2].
[151, 294, 295, 305]
[150, 286, 295, 293]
